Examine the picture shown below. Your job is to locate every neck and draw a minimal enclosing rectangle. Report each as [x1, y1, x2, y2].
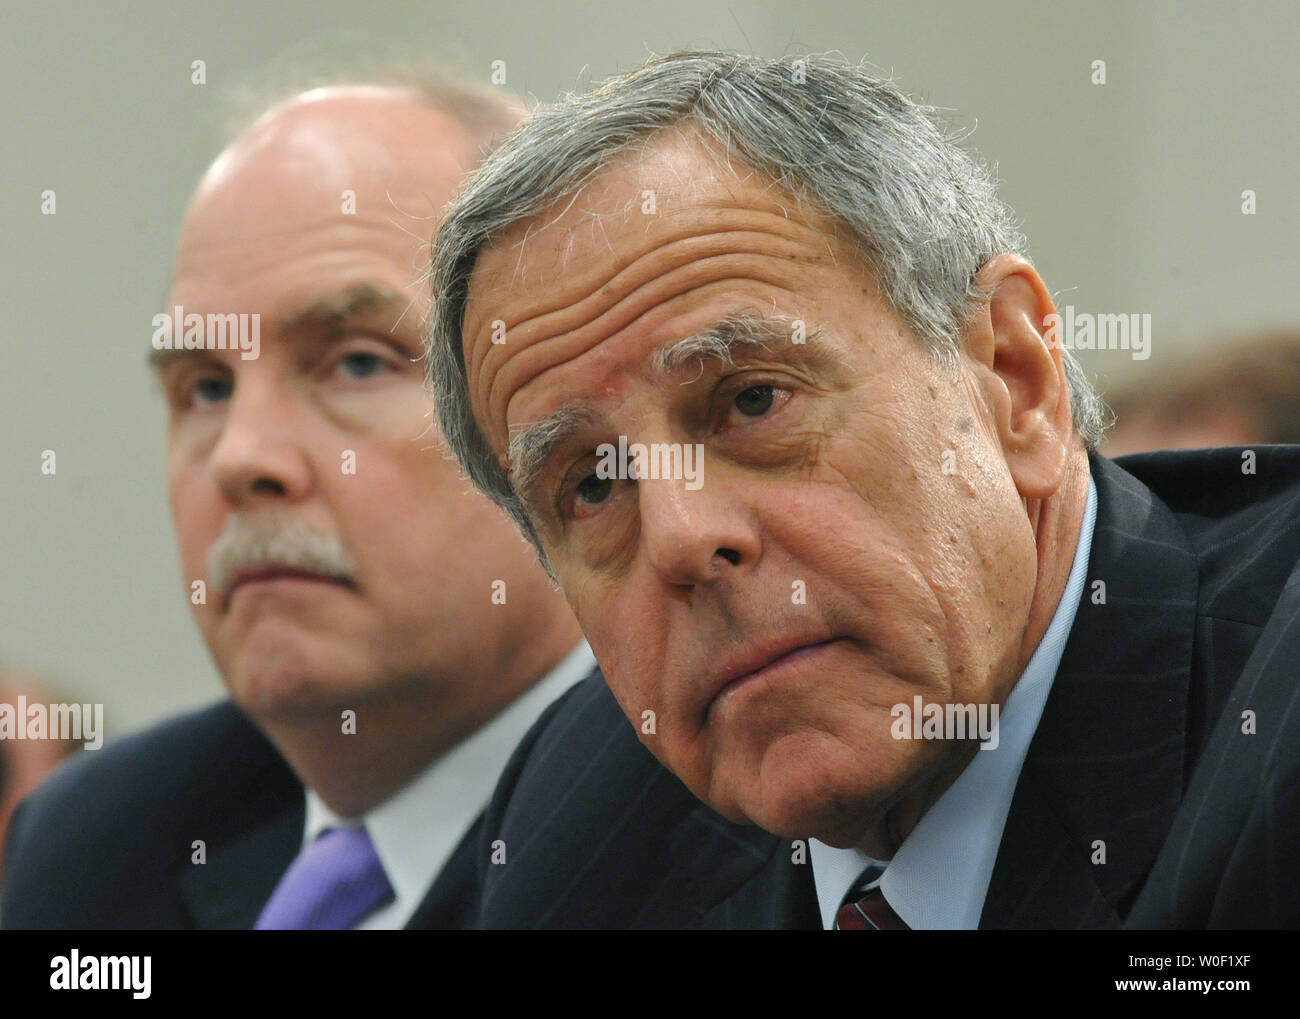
[1013, 450, 1092, 678]
[858, 448, 1092, 858]
[257, 629, 582, 818]
[267, 702, 455, 818]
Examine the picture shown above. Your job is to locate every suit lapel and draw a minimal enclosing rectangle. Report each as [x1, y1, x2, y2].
[980, 453, 1198, 928]
[687, 817, 821, 929]
[635, 805, 810, 928]
[176, 794, 304, 929]
[479, 672, 810, 928]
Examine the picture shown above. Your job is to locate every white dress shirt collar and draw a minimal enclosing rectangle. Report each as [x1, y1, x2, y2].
[302, 640, 596, 929]
[810, 477, 1098, 929]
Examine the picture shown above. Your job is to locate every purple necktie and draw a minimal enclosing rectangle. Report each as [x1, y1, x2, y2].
[255, 825, 394, 930]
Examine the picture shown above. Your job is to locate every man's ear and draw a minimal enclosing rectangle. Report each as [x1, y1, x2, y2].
[961, 254, 1072, 500]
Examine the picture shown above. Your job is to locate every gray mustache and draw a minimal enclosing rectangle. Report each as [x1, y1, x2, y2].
[207, 510, 358, 595]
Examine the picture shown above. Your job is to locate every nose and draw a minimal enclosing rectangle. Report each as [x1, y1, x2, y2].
[637, 471, 761, 586]
[208, 380, 314, 508]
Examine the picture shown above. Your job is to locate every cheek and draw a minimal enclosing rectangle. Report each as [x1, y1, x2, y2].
[568, 574, 670, 723]
[168, 470, 221, 576]
[758, 436, 1028, 700]
[344, 421, 458, 521]
[325, 380, 432, 434]
[763, 486, 954, 683]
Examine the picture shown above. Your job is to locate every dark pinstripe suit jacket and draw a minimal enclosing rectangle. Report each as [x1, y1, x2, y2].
[476, 447, 1300, 929]
[1, 701, 480, 929]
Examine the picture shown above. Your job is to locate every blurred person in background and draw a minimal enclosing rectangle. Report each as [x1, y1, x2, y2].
[2, 68, 591, 930]
[0, 672, 82, 889]
[1103, 330, 1300, 456]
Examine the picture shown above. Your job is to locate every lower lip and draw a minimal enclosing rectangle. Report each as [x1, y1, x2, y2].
[709, 639, 842, 716]
[226, 575, 352, 603]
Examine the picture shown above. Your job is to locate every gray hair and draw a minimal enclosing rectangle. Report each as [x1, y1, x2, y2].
[427, 50, 1110, 558]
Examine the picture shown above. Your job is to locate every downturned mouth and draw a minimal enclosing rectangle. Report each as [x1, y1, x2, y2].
[223, 566, 357, 605]
[707, 637, 840, 716]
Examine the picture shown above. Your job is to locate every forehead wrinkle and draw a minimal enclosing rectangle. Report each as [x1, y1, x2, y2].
[492, 195, 818, 314]
[473, 228, 817, 446]
[467, 197, 855, 455]
[482, 219, 820, 355]
[510, 240, 811, 349]
[482, 261, 804, 449]
[465, 166, 830, 302]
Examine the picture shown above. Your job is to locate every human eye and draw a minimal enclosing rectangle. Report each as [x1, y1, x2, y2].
[191, 375, 233, 406]
[552, 446, 632, 525]
[722, 381, 793, 428]
[328, 343, 400, 381]
[558, 464, 617, 522]
[164, 363, 232, 411]
[573, 472, 614, 514]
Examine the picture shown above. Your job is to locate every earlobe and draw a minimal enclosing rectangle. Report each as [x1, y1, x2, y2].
[965, 254, 1071, 501]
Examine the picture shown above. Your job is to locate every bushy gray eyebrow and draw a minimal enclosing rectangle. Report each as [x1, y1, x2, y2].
[506, 311, 822, 509]
[651, 310, 805, 376]
[507, 403, 599, 509]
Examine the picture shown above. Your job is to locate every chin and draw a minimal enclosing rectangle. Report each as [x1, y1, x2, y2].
[221, 646, 371, 725]
[230, 670, 334, 724]
[735, 782, 881, 844]
[710, 728, 938, 844]
[211, 615, 371, 715]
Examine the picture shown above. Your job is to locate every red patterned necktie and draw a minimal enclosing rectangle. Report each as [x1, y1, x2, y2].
[834, 865, 910, 930]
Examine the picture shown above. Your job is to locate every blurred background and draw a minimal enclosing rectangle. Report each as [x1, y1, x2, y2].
[2, 0, 1297, 739]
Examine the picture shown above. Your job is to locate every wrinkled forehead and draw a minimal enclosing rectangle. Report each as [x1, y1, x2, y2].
[460, 130, 853, 452]
[467, 129, 788, 298]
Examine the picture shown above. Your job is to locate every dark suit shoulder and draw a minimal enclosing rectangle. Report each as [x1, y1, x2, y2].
[482, 668, 602, 824]
[1114, 445, 1300, 626]
[2, 700, 299, 929]
[1109, 447, 1300, 927]
[1110, 446, 1300, 763]
[8, 700, 294, 846]
[473, 672, 598, 897]
[477, 667, 808, 928]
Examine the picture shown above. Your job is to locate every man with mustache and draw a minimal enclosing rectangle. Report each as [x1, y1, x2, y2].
[428, 51, 1300, 928]
[2, 72, 589, 929]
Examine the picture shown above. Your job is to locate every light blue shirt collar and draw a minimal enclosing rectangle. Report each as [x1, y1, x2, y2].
[810, 477, 1098, 929]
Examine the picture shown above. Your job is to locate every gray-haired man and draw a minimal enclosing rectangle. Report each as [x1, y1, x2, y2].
[428, 51, 1300, 929]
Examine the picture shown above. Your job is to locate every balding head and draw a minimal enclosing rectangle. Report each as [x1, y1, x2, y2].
[175, 86, 490, 315]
